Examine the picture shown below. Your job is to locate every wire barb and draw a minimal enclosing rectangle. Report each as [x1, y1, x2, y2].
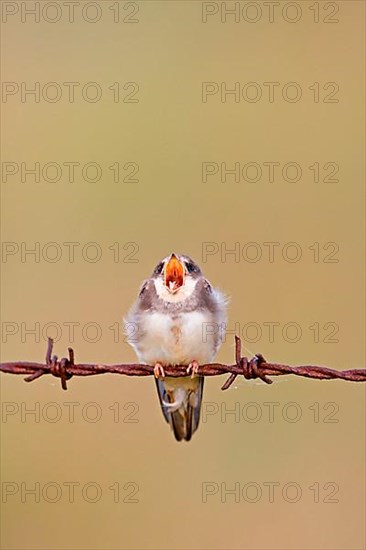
[0, 337, 365, 391]
[23, 338, 73, 390]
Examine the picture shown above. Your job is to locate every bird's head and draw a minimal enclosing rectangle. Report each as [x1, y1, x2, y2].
[151, 253, 203, 302]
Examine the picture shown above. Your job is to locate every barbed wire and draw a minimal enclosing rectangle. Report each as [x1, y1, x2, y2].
[0, 337, 365, 391]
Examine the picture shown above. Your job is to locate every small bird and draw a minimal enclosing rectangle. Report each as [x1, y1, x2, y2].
[125, 253, 227, 441]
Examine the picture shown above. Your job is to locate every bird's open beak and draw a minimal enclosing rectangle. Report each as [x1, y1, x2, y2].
[164, 254, 185, 293]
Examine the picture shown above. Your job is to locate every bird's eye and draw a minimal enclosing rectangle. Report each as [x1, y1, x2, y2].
[185, 262, 196, 273]
[153, 262, 164, 275]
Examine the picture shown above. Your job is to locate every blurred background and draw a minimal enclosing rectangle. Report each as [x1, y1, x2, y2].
[1, 1, 365, 549]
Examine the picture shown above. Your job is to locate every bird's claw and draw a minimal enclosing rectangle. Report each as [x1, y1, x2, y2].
[154, 363, 165, 379]
[186, 360, 199, 378]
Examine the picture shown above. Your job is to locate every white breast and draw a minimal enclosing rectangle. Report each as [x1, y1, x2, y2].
[129, 310, 221, 366]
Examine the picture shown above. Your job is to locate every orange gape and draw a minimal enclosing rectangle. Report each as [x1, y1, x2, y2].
[164, 255, 185, 293]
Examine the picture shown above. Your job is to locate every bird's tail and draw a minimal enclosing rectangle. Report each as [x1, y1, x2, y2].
[155, 375, 204, 441]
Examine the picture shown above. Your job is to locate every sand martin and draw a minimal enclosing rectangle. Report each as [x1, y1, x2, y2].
[125, 253, 227, 441]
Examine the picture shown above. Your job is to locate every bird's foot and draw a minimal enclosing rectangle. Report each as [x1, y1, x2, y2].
[186, 360, 199, 378]
[154, 362, 165, 379]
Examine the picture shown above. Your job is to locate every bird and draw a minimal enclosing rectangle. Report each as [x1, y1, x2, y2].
[124, 253, 227, 441]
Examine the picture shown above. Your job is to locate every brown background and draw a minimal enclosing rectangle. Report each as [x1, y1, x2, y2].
[1, 1, 365, 549]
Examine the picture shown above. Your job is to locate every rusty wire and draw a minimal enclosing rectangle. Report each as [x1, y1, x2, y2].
[0, 337, 365, 391]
